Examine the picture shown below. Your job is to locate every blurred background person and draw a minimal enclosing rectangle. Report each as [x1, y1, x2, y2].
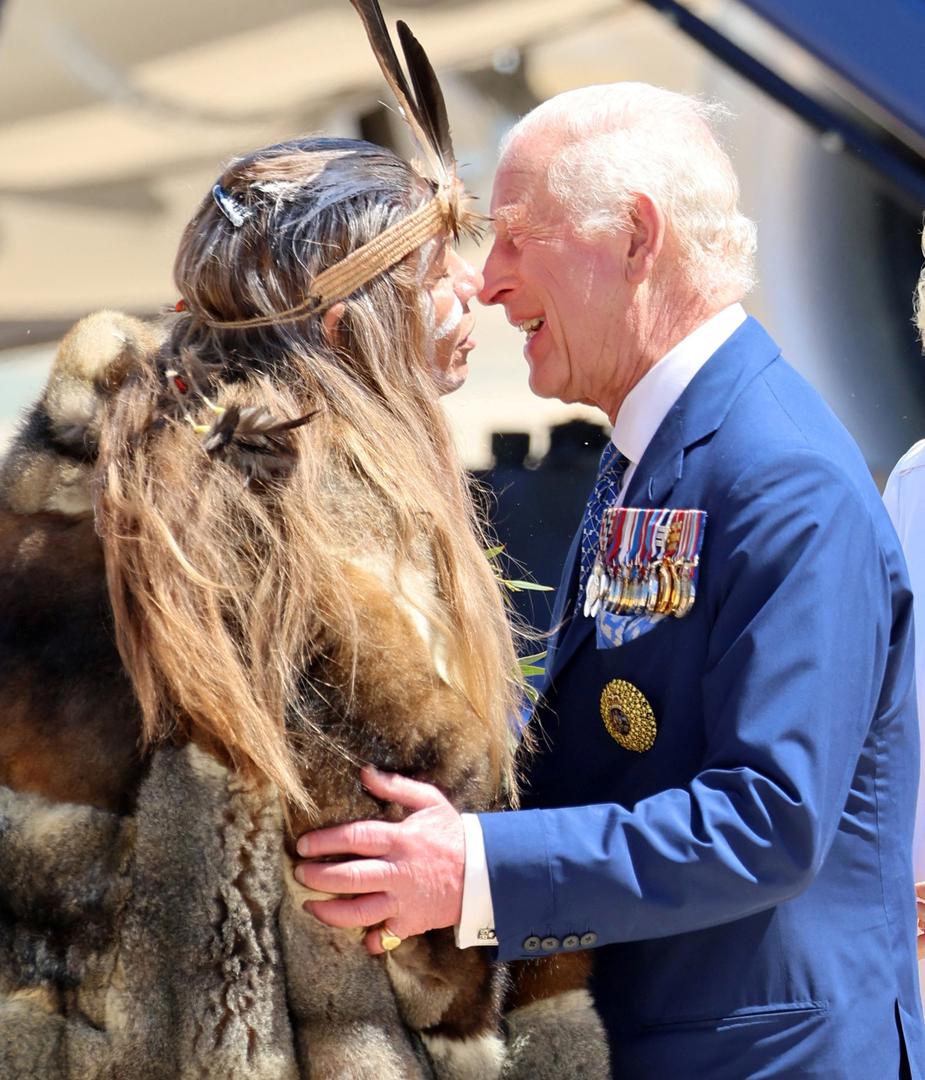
[883, 227, 925, 972]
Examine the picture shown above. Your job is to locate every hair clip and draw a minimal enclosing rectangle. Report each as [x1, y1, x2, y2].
[212, 183, 251, 228]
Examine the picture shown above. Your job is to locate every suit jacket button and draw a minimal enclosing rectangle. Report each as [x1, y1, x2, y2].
[580, 931, 598, 947]
[523, 935, 542, 952]
[562, 934, 580, 949]
[540, 936, 560, 951]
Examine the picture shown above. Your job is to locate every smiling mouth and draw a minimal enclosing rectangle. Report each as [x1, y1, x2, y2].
[518, 317, 545, 338]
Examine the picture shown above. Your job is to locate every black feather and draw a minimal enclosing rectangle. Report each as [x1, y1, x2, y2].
[349, 0, 454, 184]
[396, 20, 454, 166]
[203, 406, 318, 483]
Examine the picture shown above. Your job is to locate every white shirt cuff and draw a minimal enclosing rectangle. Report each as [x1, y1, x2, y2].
[455, 813, 497, 947]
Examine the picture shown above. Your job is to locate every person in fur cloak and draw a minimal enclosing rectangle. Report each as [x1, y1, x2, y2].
[0, 4, 610, 1078]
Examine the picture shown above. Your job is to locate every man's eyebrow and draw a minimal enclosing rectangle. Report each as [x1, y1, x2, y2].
[491, 204, 528, 234]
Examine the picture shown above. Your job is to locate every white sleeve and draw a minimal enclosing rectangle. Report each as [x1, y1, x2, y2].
[454, 813, 498, 947]
[882, 465, 902, 533]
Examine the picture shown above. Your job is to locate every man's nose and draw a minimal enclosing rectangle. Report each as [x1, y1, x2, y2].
[478, 241, 508, 307]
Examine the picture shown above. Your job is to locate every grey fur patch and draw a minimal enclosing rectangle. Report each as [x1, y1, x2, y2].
[108, 745, 299, 1078]
[279, 865, 433, 1078]
[500, 989, 611, 1080]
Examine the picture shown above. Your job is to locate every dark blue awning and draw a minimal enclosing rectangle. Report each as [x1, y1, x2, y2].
[738, 0, 925, 145]
[641, 0, 925, 207]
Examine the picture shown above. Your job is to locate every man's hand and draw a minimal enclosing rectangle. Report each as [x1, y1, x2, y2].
[294, 764, 466, 955]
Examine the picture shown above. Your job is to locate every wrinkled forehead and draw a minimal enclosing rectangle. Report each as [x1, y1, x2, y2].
[489, 138, 559, 226]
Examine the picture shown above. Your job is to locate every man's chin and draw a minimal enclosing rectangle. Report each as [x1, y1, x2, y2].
[527, 368, 568, 403]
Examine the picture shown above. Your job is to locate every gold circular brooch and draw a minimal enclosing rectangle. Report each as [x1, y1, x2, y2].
[600, 679, 657, 753]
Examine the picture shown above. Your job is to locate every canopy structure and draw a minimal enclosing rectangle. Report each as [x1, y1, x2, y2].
[739, 0, 925, 149]
[641, 0, 925, 208]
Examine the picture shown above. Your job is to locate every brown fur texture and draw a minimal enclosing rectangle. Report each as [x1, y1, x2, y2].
[0, 311, 609, 1078]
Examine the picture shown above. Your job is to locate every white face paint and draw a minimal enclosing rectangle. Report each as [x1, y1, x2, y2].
[435, 296, 464, 341]
[429, 248, 482, 395]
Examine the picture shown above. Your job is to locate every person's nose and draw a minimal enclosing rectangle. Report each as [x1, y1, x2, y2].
[478, 240, 512, 307]
[449, 250, 483, 306]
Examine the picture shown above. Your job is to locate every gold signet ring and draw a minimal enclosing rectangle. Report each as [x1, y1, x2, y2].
[379, 926, 403, 951]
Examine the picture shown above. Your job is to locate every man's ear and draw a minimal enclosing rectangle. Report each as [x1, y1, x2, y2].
[625, 193, 665, 285]
[321, 302, 347, 345]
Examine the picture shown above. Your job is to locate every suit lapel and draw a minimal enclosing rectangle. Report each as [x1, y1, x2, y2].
[547, 317, 781, 683]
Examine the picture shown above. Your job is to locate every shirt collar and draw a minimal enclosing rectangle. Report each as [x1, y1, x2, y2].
[612, 303, 746, 464]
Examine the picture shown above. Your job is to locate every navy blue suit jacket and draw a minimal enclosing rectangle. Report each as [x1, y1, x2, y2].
[481, 319, 925, 1078]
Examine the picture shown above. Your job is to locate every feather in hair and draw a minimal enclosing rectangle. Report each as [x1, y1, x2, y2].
[349, 0, 452, 184]
[396, 20, 453, 165]
[202, 405, 318, 483]
[349, 0, 484, 239]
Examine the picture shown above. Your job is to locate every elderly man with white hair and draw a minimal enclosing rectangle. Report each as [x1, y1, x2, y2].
[296, 83, 925, 1077]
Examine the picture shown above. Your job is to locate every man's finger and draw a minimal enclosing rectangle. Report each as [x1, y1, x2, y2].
[360, 764, 447, 811]
[364, 923, 412, 956]
[297, 819, 393, 859]
[305, 891, 393, 930]
[295, 857, 394, 896]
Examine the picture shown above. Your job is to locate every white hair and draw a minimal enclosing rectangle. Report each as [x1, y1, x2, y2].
[500, 83, 758, 304]
[916, 226, 925, 345]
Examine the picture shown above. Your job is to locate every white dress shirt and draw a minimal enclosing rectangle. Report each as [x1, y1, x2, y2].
[457, 303, 748, 948]
[882, 440, 925, 881]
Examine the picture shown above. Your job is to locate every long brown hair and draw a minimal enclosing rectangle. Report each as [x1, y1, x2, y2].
[96, 137, 522, 819]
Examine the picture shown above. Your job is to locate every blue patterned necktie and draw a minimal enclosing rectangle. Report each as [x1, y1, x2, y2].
[577, 442, 630, 612]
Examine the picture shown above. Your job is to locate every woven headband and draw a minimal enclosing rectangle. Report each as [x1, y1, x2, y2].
[198, 190, 452, 331]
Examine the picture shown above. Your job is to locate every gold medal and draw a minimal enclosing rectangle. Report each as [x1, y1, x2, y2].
[668, 560, 681, 613]
[655, 561, 672, 614]
[599, 679, 657, 753]
[645, 565, 659, 612]
[676, 560, 696, 618]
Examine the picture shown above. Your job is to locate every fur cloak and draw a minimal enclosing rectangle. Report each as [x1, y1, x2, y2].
[0, 312, 610, 1079]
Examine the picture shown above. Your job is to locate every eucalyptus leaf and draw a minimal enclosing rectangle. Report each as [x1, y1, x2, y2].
[503, 579, 555, 592]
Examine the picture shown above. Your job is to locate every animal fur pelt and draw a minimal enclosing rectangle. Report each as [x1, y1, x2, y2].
[0, 311, 609, 1079]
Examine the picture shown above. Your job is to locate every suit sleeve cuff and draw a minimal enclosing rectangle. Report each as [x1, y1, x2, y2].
[454, 813, 498, 947]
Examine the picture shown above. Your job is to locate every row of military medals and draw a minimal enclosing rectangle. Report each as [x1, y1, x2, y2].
[584, 507, 707, 620]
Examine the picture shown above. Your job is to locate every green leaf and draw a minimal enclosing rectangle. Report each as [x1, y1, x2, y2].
[484, 545, 505, 560]
[522, 684, 540, 704]
[519, 650, 548, 664]
[518, 664, 546, 677]
[503, 579, 554, 592]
